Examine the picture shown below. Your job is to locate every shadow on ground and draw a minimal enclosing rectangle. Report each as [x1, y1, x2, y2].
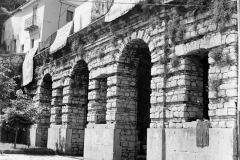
[1, 148, 55, 155]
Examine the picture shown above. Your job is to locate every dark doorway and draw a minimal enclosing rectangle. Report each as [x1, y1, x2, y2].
[136, 47, 151, 156]
[201, 56, 209, 119]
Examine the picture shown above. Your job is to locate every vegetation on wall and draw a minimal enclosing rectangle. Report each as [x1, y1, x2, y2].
[97, 45, 106, 60]
[158, 55, 168, 65]
[210, 46, 233, 67]
[212, 0, 237, 32]
[210, 47, 223, 64]
[171, 54, 180, 68]
[71, 38, 85, 59]
[209, 79, 222, 92]
[164, 0, 237, 45]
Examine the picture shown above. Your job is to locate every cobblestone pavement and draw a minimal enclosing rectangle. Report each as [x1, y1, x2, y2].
[0, 154, 84, 160]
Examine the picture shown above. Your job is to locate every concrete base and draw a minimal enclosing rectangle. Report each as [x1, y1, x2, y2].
[60, 128, 72, 154]
[47, 125, 61, 151]
[147, 128, 237, 160]
[84, 127, 121, 160]
[47, 126, 73, 154]
[30, 127, 41, 147]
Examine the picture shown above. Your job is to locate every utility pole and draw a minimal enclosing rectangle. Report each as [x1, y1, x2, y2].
[237, 0, 240, 159]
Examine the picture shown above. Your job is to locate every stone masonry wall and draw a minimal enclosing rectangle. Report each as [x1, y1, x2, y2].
[30, 0, 238, 158]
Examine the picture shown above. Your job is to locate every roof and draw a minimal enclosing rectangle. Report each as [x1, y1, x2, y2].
[19, 0, 35, 10]
[3, 0, 33, 17]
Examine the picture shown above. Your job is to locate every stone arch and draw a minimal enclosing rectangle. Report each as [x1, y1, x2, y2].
[61, 59, 89, 155]
[114, 38, 152, 159]
[115, 29, 152, 61]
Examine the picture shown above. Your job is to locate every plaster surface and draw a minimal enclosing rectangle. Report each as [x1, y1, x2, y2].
[84, 128, 121, 160]
[147, 128, 237, 160]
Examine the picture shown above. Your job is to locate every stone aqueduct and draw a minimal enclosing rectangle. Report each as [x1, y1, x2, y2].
[27, 1, 238, 160]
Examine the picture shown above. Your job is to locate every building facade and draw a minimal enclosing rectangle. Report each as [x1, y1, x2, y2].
[1, 0, 81, 54]
[21, 0, 240, 159]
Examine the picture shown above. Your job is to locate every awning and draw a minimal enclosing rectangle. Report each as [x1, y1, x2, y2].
[40, 31, 57, 51]
[49, 21, 73, 54]
[105, 0, 141, 22]
[91, 0, 113, 22]
[22, 47, 38, 86]
[73, 2, 93, 33]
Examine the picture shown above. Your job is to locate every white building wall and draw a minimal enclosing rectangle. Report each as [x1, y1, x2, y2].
[3, 13, 22, 53]
[42, 0, 80, 42]
[19, 0, 45, 53]
[3, 0, 45, 53]
[3, 0, 81, 54]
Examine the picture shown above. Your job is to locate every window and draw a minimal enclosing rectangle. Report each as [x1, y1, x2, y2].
[12, 39, 16, 52]
[66, 10, 73, 22]
[21, 45, 24, 53]
[31, 39, 34, 48]
[33, 5, 38, 25]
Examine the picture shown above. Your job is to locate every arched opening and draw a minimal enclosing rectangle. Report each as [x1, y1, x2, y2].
[137, 48, 151, 155]
[119, 39, 151, 159]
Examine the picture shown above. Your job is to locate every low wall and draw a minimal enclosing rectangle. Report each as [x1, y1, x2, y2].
[147, 128, 237, 160]
[84, 127, 122, 160]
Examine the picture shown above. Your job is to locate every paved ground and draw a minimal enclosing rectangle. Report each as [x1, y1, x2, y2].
[0, 154, 84, 160]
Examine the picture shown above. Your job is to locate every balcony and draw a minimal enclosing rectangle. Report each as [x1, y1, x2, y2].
[24, 16, 39, 31]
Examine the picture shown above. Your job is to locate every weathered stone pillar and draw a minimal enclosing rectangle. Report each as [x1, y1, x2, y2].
[208, 44, 238, 128]
[56, 60, 89, 155]
[47, 81, 64, 151]
[31, 79, 51, 147]
[150, 56, 205, 129]
[50, 87, 63, 125]
[85, 62, 140, 160]
[61, 77, 87, 155]
[107, 74, 138, 159]
[88, 78, 107, 124]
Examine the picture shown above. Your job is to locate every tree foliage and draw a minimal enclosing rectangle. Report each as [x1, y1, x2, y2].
[0, 65, 16, 109]
[3, 90, 35, 128]
[2, 90, 36, 148]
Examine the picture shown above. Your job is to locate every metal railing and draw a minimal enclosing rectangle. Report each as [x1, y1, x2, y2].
[24, 15, 39, 31]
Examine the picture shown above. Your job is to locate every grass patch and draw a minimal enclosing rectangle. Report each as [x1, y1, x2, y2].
[0, 143, 32, 150]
